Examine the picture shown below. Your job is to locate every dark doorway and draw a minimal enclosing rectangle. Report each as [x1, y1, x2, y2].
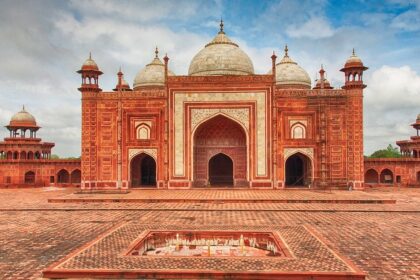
[208, 153, 233, 186]
[285, 153, 311, 187]
[24, 171, 35, 184]
[131, 154, 156, 187]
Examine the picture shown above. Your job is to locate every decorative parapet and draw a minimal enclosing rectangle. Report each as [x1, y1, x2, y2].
[275, 89, 346, 97]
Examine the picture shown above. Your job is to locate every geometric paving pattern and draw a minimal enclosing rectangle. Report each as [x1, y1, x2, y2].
[0, 187, 419, 279]
[43, 222, 365, 279]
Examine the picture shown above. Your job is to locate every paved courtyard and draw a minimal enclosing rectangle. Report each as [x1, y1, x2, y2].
[0, 187, 419, 279]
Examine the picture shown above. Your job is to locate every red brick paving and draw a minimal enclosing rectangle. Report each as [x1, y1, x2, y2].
[0, 187, 419, 279]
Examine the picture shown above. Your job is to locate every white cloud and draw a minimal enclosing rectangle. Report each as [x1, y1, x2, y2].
[364, 66, 420, 154]
[286, 17, 335, 39]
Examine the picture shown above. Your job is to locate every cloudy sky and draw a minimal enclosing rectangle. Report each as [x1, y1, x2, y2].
[0, 0, 419, 157]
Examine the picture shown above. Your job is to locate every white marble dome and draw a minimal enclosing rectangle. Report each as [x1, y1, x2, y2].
[188, 23, 254, 76]
[273, 47, 311, 88]
[133, 50, 174, 89]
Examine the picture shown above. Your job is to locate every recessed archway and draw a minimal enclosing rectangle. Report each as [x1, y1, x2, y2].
[365, 169, 379, 184]
[417, 171, 420, 184]
[285, 153, 312, 187]
[70, 169, 81, 184]
[208, 153, 233, 186]
[24, 171, 35, 184]
[380, 169, 393, 184]
[57, 169, 70, 183]
[193, 114, 247, 187]
[130, 153, 156, 187]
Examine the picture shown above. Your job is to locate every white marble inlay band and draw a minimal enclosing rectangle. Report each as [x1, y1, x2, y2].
[173, 92, 266, 177]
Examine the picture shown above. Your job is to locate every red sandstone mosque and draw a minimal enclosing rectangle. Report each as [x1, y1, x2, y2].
[77, 22, 367, 190]
[1, 22, 419, 189]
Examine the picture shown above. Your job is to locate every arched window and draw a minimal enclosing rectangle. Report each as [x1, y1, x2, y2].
[27, 151, 34, 160]
[291, 123, 306, 139]
[13, 151, 18, 159]
[136, 124, 151, 140]
[20, 151, 26, 160]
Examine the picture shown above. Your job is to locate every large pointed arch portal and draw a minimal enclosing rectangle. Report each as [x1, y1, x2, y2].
[193, 115, 247, 187]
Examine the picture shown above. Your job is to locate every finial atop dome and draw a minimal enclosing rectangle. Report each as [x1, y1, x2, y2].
[155, 46, 159, 58]
[22, 105, 25, 111]
[284, 44, 289, 57]
[219, 18, 224, 34]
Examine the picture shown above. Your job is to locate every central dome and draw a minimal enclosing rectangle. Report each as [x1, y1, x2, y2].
[188, 21, 254, 76]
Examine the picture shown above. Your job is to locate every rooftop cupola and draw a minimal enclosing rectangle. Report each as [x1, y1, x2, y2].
[5, 106, 40, 138]
[340, 49, 368, 89]
[77, 52, 103, 92]
[412, 113, 420, 136]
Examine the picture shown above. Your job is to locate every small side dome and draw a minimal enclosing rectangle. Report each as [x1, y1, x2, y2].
[272, 45, 311, 89]
[188, 20, 254, 76]
[80, 52, 99, 71]
[9, 106, 38, 127]
[133, 48, 174, 90]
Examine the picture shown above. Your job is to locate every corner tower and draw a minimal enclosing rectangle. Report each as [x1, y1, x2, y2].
[77, 53, 103, 189]
[341, 50, 368, 189]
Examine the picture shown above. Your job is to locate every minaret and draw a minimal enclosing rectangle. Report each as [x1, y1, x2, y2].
[340, 49, 368, 89]
[313, 65, 333, 90]
[76, 53, 102, 190]
[77, 52, 103, 92]
[341, 49, 368, 190]
[113, 67, 132, 91]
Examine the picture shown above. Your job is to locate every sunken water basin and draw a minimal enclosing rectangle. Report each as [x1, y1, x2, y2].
[128, 230, 289, 257]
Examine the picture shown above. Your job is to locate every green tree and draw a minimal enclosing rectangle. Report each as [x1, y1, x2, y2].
[50, 154, 60, 159]
[369, 144, 401, 158]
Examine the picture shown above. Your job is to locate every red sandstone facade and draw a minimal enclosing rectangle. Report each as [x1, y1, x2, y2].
[364, 115, 420, 187]
[0, 107, 81, 187]
[77, 24, 367, 190]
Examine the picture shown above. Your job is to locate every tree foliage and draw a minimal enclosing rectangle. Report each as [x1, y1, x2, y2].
[369, 144, 402, 158]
